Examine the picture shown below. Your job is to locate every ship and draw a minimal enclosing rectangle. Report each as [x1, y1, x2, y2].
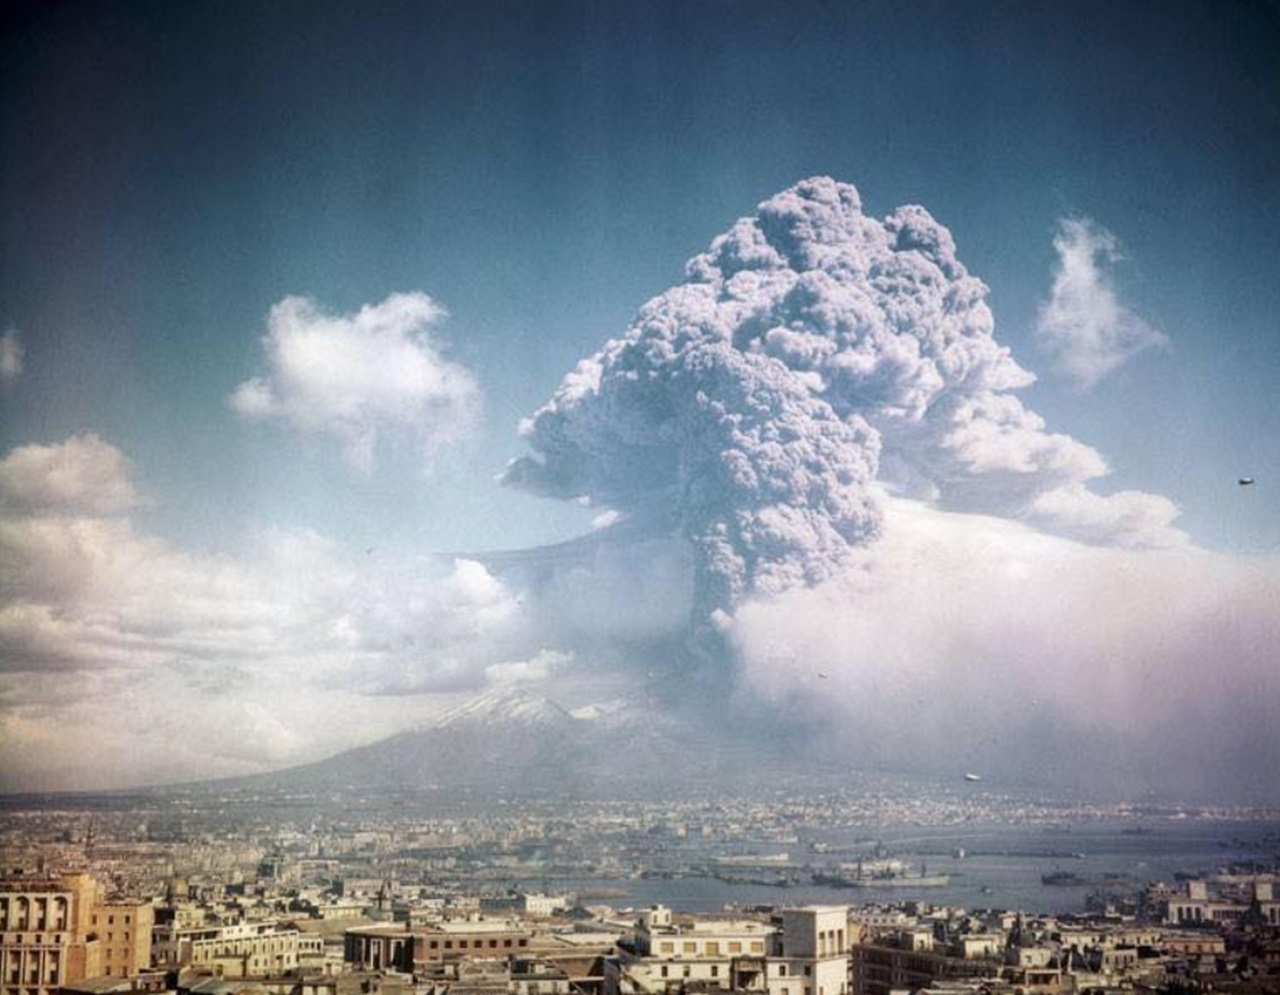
[814, 859, 950, 888]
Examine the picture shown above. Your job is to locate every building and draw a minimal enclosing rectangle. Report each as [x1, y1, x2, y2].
[618, 904, 774, 994]
[521, 895, 570, 918]
[153, 920, 299, 978]
[343, 920, 534, 973]
[91, 901, 153, 979]
[613, 905, 850, 995]
[852, 941, 999, 995]
[1167, 875, 1254, 922]
[770, 907, 851, 995]
[1, 873, 153, 995]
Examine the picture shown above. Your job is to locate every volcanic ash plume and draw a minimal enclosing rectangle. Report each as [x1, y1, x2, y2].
[504, 178, 1179, 620]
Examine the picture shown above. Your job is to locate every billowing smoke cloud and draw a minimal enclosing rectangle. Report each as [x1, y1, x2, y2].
[1036, 217, 1168, 389]
[230, 292, 481, 473]
[732, 497, 1280, 802]
[505, 178, 1183, 621]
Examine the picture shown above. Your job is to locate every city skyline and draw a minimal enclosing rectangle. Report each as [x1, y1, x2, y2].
[1, 0, 1279, 795]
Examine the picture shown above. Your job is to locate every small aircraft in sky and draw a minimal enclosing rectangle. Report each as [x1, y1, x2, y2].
[1239, 477, 1256, 486]
[963, 772, 982, 782]
[817, 671, 830, 680]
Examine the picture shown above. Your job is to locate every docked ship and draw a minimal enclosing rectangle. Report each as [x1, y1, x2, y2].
[813, 858, 950, 889]
[1041, 871, 1088, 886]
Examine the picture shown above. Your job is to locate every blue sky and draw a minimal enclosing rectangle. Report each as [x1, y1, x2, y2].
[1, 0, 1278, 792]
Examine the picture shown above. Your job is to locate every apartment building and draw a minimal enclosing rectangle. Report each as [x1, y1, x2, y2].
[0, 873, 153, 995]
[613, 905, 851, 995]
[153, 920, 299, 978]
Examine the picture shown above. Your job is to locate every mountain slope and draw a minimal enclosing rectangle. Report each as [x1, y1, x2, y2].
[244, 684, 830, 799]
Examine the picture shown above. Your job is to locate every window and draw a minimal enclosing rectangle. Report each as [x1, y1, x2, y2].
[779, 965, 787, 977]
[804, 966, 812, 976]
[706, 941, 720, 956]
[660, 942, 674, 954]
[729, 942, 742, 954]
[660, 967, 668, 979]
[683, 942, 696, 955]
[750, 941, 764, 954]
[711, 966, 719, 978]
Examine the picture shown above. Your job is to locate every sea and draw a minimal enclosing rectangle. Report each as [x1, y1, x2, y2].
[529, 819, 1280, 915]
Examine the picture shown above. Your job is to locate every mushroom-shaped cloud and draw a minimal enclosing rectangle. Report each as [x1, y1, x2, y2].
[504, 178, 1181, 621]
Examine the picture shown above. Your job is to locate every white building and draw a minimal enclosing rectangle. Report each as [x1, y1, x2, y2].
[523, 894, 571, 917]
[614, 905, 850, 995]
[769, 907, 851, 995]
[153, 920, 299, 977]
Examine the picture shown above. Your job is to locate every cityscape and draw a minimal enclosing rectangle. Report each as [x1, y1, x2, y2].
[4, 3, 1280, 995]
[2, 782, 1280, 995]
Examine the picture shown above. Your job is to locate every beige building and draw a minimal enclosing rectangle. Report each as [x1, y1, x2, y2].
[770, 907, 852, 995]
[153, 920, 298, 978]
[91, 901, 153, 979]
[1167, 886, 1241, 925]
[1, 873, 153, 995]
[615, 905, 850, 995]
[620, 904, 773, 993]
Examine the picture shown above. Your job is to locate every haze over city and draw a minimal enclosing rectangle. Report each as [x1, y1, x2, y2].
[1, 0, 1278, 800]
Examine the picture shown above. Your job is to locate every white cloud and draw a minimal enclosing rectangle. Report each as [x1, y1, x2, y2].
[230, 292, 481, 472]
[1023, 483, 1184, 548]
[485, 649, 573, 685]
[732, 497, 1280, 799]
[0, 434, 140, 516]
[0, 435, 537, 788]
[0, 331, 22, 383]
[1036, 217, 1168, 389]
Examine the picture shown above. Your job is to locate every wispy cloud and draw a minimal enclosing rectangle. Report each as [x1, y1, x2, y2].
[230, 292, 481, 472]
[1036, 217, 1168, 389]
[0, 330, 23, 383]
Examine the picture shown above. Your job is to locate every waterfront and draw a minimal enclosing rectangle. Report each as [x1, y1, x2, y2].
[525, 819, 1280, 914]
[3, 783, 1278, 918]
